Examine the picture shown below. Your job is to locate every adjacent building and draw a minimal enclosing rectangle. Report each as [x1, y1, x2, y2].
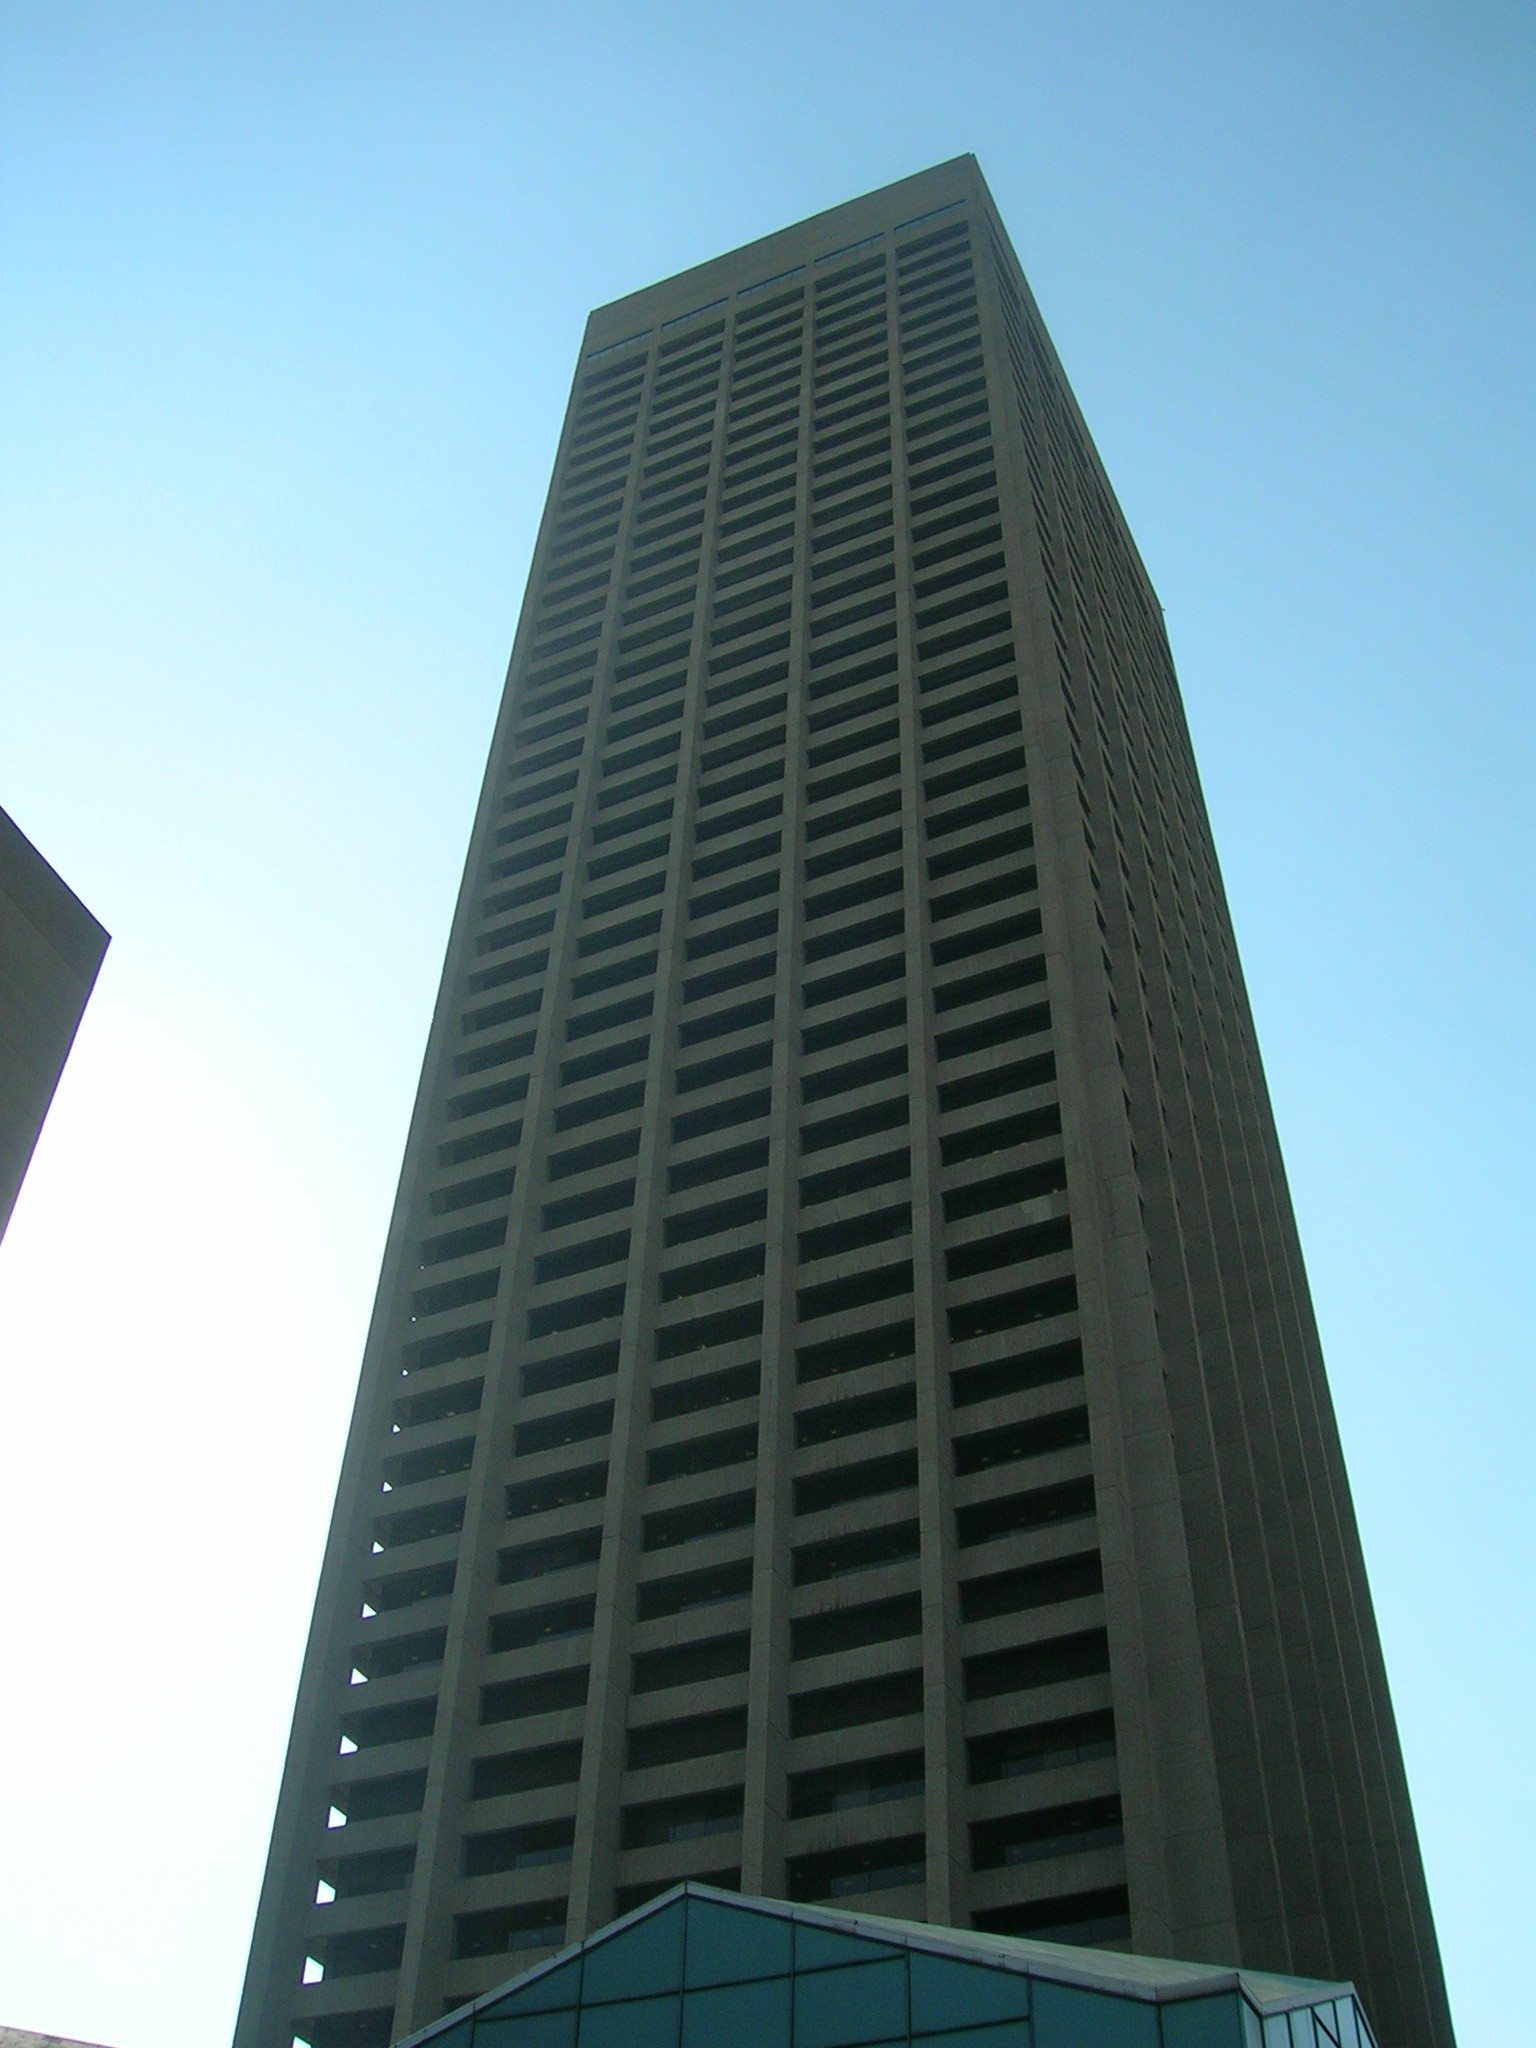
[238, 158, 1452, 2048]
[0, 804, 108, 1244]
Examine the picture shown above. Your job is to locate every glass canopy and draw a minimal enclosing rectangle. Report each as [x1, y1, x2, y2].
[394, 1883, 1376, 2048]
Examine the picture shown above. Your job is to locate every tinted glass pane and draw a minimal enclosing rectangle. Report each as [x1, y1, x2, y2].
[421, 2023, 473, 2048]
[910, 1952, 1029, 2031]
[918, 2028, 1030, 2048]
[1262, 2018, 1290, 2048]
[795, 1956, 907, 2047]
[684, 1896, 794, 1986]
[1335, 2001, 1362, 2048]
[1033, 1981, 1157, 2048]
[582, 1901, 686, 2001]
[794, 1923, 901, 1972]
[681, 1974, 793, 2047]
[1288, 2014, 1318, 2048]
[480, 1960, 582, 2017]
[1311, 2001, 1341, 2048]
[475, 2015, 578, 2048]
[577, 1992, 680, 2048]
[1161, 1994, 1244, 2048]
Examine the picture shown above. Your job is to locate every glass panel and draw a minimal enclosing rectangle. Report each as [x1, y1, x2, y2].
[1287, 2014, 1317, 2048]
[1160, 1994, 1244, 2048]
[576, 1992, 681, 2048]
[1311, 2001, 1341, 2048]
[1033, 1981, 1158, 2048]
[794, 1922, 901, 1972]
[910, 1952, 1030, 2032]
[681, 1974, 793, 2047]
[684, 1896, 794, 1987]
[794, 1956, 908, 2047]
[422, 2023, 473, 2048]
[474, 2015, 578, 2048]
[582, 1900, 686, 2002]
[479, 1960, 582, 2017]
[918, 2027, 1030, 2048]
[1334, 2001, 1362, 2048]
[1262, 2018, 1291, 2048]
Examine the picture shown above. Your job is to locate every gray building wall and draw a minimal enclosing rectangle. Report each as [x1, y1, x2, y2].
[238, 159, 1451, 2048]
[0, 805, 108, 1244]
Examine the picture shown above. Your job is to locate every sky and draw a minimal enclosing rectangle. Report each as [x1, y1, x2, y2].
[0, 4, 1531, 2044]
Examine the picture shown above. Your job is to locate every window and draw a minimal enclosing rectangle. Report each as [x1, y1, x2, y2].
[790, 1670, 922, 1736]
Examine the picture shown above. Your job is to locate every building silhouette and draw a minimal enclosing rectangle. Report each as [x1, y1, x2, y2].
[240, 158, 1452, 2048]
[0, 804, 107, 1245]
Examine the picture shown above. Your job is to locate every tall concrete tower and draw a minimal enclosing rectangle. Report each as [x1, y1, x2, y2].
[239, 158, 1452, 2048]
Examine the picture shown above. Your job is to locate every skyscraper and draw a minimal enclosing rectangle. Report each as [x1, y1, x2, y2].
[240, 158, 1452, 2048]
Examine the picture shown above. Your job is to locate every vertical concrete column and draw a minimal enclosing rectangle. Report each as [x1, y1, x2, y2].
[740, 285, 814, 1900]
[887, 234, 970, 1931]
[565, 334, 734, 1939]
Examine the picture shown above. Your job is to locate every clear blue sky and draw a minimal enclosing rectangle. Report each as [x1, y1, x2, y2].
[0, 6, 1530, 2044]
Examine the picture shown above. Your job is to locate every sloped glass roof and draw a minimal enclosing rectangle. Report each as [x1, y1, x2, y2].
[396, 1883, 1376, 2048]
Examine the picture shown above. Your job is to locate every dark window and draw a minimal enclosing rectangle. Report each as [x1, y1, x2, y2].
[660, 1241, 766, 1302]
[631, 1630, 750, 1693]
[518, 1400, 614, 1466]
[463, 1818, 574, 1876]
[505, 1462, 607, 1520]
[793, 1519, 920, 1585]
[967, 1709, 1116, 1784]
[940, 1102, 1062, 1167]
[497, 1527, 602, 1583]
[799, 1201, 911, 1263]
[955, 1406, 1090, 1474]
[622, 1786, 744, 1849]
[792, 1591, 921, 1660]
[786, 1835, 926, 1903]
[520, 1337, 620, 1399]
[796, 1382, 916, 1448]
[798, 1259, 913, 1326]
[480, 1666, 588, 1724]
[636, 1556, 754, 1620]
[627, 1708, 748, 1769]
[789, 1750, 924, 1818]
[790, 1670, 922, 1736]
[795, 1448, 918, 1517]
[339, 1698, 436, 1750]
[470, 1741, 582, 1799]
[654, 1300, 764, 1361]
[487, 1595, 596, 1653]
[970, 1796, 1123, 1872]
[963, 1626, 1110, 1700]
[972, 1886, 1131, 1946]
[330, 1771, 427, 1824]
[642, 1489, 756, 1551]
[957, 1475, 1096, 1550]
[800, 1146, 909, 1208]
[945, 1215, 1073, 1282]
[453, 1901, 567, 1960]
[652, 1359, 761, 1422]
[648, 1422, 758, 1484]
[948, 1274, 1078, 1343]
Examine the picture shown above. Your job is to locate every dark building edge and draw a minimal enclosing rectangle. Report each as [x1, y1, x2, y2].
[0, 803, 109, 1241]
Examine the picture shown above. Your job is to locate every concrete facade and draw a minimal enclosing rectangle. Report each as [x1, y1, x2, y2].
[0, 805, 107, 1244]
[238, 160, 1452, 2048]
